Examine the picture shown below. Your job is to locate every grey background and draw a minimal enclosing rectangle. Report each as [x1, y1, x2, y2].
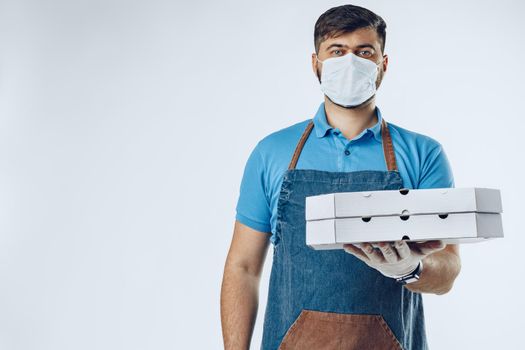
[1, 0, 523, 349]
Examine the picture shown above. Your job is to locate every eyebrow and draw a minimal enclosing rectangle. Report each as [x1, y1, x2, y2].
[324, 43, 377, 51]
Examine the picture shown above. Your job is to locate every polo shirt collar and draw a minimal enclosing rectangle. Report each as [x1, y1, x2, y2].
[312, 102, 383, 142]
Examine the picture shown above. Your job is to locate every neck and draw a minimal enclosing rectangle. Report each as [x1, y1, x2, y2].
[324, 96, 378, 140]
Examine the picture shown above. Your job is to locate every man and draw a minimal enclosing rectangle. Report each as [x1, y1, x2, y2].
[221, 4, 461, 350]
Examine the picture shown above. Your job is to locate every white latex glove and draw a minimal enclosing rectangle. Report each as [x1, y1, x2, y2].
[343, 240, 446, 279]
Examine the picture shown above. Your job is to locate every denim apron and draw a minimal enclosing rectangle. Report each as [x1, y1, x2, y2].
[260, 118, 427, 350]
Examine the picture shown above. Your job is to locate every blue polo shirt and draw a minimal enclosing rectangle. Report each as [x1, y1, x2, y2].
[235, 102, 455, 245]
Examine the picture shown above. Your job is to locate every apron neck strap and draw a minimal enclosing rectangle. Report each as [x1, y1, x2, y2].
[288, 117, 399, 172]
[381, 118, 398, 172]
[288, 122, 314, 170]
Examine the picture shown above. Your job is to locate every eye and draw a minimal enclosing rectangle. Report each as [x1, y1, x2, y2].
[357, 50, 373, 57]
[331, 49, 343, 56]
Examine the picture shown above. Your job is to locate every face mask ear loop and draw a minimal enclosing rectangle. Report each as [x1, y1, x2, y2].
[315, 55, 326, 84]
[377, 55, 386, 69]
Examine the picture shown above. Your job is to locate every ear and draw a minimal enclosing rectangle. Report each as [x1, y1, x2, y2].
[312, 53, 321, 81]
[382, 54, 389, 73]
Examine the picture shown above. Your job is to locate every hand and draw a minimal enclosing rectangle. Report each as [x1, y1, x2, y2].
[343, 240, 446, 279]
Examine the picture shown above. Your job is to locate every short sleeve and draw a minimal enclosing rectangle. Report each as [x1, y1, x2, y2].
[417, 143, 455, 189]
[235, 144, 272, 233]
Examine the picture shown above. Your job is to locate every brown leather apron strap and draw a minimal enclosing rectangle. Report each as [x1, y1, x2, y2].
[288, 121, 314, 170]
[381, 118, 398, 172]
[287, 117, 399, 171]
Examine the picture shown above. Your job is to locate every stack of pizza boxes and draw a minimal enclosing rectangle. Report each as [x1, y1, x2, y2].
[305, 187, 504, 250]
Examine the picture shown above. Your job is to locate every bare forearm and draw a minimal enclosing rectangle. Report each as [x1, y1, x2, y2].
[404, 250, 461, 295]
[221, 266, 260, 350]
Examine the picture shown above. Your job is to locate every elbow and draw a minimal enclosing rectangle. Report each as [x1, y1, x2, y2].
[434, 284, 453, 295]
[435, 258, 462, 295]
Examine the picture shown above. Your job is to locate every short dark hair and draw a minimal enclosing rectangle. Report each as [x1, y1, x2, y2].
[314, 4, 387, 54]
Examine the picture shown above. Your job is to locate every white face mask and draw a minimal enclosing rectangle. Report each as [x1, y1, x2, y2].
[317, 53, 381, 108]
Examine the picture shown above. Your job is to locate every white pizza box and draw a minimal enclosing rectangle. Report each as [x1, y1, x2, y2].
[305, 187, 502, 221]
[306, 212, 503, 250]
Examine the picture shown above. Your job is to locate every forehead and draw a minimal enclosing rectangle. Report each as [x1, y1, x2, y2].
[319, 27, 381, 51]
